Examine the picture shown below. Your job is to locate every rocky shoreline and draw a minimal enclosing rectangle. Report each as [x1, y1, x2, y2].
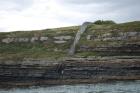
[0, 21, 140, 87]
[0, 57, 140, 87]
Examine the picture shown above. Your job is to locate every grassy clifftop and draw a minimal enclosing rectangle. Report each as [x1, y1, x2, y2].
[0, 21, 140, 61]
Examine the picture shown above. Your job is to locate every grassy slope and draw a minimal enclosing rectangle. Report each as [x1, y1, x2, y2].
[77, 21, 140, 57]
[0, 21, 140, 60]
[0, 26, 79, 61]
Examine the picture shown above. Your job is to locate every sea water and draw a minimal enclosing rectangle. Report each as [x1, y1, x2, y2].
[0, 80, 140, 93]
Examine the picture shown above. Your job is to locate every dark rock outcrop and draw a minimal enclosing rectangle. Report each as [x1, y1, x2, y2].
[0, 58, 140, 87]
[79, 44, 140, 52]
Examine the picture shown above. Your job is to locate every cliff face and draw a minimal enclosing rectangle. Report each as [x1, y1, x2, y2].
[77, 22, 140, 57]
[0, 58, 140, 86]
[0, 21, 140, 60]
[0, 21, 140, 86]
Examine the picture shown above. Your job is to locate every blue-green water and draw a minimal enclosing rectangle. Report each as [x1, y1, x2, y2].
[0, 81, 140, 93]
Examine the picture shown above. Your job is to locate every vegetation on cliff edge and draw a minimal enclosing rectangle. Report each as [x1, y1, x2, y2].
[0, 21, 140, 61]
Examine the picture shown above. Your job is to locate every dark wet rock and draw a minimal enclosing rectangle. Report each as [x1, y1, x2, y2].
[0, 58, 140, 86]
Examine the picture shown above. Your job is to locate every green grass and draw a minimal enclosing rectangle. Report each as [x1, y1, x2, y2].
[75, 51, 98, 58]
[111, 21, 140, 32]
[0, 21, 140, 60]
[0, 43, 68, 60]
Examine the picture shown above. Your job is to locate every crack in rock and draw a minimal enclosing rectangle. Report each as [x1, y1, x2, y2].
[69, 22, 92, 55]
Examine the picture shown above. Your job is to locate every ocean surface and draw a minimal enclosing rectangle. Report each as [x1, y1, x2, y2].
[0, 80, 140, 93]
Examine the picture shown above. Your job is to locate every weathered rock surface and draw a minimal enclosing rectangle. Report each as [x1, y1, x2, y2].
[0, 21, 140, 87]
[40, 37, 48, 41]
[79, 44, 140, 52]
[30, 37, 39, 43]
[69, 22, 92, 55]
[2, 38, 14, 43]
[1, 38, 30, 43]
[1, 36, 72, 44]
[54, 40, 67, 44]
[53, 36, 72, 44]
[54, 36, 72, 40]
[0, 58, 140, 86]
[81, 31, 140, 53]
[87, 31, 140, 41]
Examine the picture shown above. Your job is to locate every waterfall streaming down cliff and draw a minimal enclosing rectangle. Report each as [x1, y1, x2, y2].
[69, 22, 92, 55]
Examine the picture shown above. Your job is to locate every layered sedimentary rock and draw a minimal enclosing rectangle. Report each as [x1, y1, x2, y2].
[87, 31, 140, 41]
[0, 21, 140, 86]
[0, 57, 140, 86]
[1, 36, 72, 44]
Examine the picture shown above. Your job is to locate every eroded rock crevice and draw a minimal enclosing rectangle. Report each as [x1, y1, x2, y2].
[69, 22, 92, 55]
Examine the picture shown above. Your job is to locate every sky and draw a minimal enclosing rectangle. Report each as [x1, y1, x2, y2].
[0, 0, 140, 32]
